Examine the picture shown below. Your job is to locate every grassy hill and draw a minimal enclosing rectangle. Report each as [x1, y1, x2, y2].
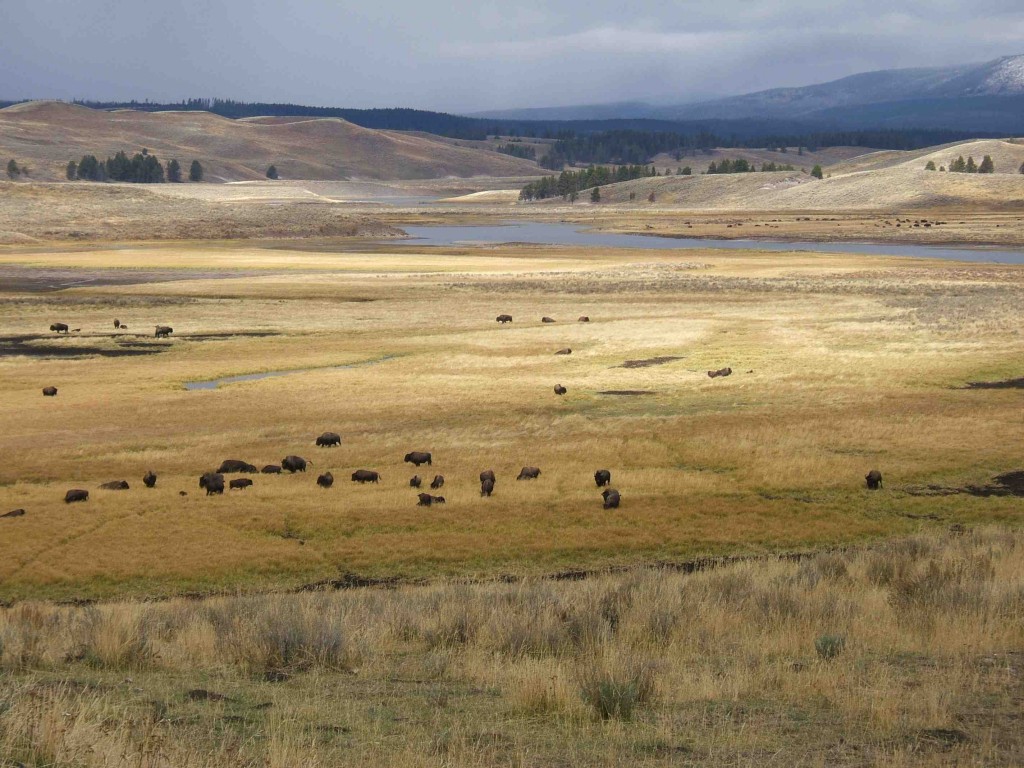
[0, 101, 540, 182]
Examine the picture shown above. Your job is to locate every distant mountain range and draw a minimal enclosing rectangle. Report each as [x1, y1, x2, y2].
[472, 55, 1024, 133]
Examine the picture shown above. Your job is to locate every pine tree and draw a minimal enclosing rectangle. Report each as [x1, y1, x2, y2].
[950, 156, 966, 172]
[6, 159, 20, 179]
[266, 165, 279, 179]
[978, 155, 994, 174]
[189, 160, 203, 182]
[66, 160, 77, 180]
[965, 156, 977, 173]
[811, 164, 823, 179]
[590, 186, 601, 203]
[166, 159, 181, 182]
[77, 155, 101, 181]
[925, 160, 936, 171]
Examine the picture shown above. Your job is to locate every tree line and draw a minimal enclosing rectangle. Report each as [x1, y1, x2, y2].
[519, 165, 657, 201]
[69, 150, 204, 183]
[706, 159, 797, 174]
[495, 142, 536, 160]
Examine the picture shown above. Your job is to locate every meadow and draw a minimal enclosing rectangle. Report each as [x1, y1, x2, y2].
[1, 237, 1022, 601]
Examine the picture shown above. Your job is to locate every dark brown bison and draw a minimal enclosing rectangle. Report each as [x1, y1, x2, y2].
[417, 492, 434, 506]
[179, 491, 188, 496]
[481, 478, 494, 496]
[404, 451, 432, 466]
[119, 325, 128, 329]
[554, 384, 567, 395]
[155, 326, 173, 338]
[430, 474, 445, 489]
[517, 466, 541, 480]
[2, 509, 26, 518]
[432, 495, 445, 504]
[602, 489, 621, 509]
[114, 319, 121, 329]
[261, 464, 282, 474]
[199, 472, 225, 495]
[64, 489, 89, 503]
[143, 471, 157, 488]
[865, 470, 883, 490]
[496, 314, 513, 323]
[218, 459, 258, 474]
[42, 386, 58, 397]
[352, 469, 380, 483]
[542, 317, 556, 323]
[594, 469, 611, 487]
[282, 456, 310, 473]
[410, 475, 422, 488]
[707, 367, 732, 379]
[578, 316, 590, 322]
[50, 323, 69, 334]
[316, 432, 341, 447]
[230, 478, 253, 490]
[99, 480, 130, 490]
[555, 348, 572, 355]
[479, 470, 495, 484]
[317, 472, 334, 489]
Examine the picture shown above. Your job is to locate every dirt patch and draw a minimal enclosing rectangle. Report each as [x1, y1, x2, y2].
[905, 471, 1024, 498]
[616, 355, 684, 369]
[598, 390, 657, 396]
[960, 377, 1024, 390]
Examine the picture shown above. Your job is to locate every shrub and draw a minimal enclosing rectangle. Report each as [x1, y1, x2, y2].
[814, 634, 845, 660]
[576, 654, 658, 720]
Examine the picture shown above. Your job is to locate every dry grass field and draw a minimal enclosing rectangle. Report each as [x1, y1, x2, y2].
[1, 233, 1022, 602]
[0, 527, 1021, 766]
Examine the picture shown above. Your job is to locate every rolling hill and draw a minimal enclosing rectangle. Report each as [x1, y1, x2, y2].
[0, 101, 540, 182]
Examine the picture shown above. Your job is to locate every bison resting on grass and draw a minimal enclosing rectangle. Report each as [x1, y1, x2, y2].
[143, 471, 157, 488]
[282, 456, 310, 473]
[481, 478, 494, 497]
[517, 466, 541, 480]
[199, 473, 225, 495]
[707, 367, 732, 379]
[496, 314, 513, 323]
[42, 386, 57, 397]
[99, 480, 130, 490]
[578, 316, 590, 322]
[218, 459, 258, 474]
[352, 469, 380, 483]
[3, 509, 26, 518]
[64, 489, 88, 503]
[602, 489, 621, 509]
[865, 470, 883, 490]
[229, 478, 253, 490]
[155, 326, 173, 338]
[317, 472, 334, 489]
[50, 323, 69, 334]
[316, 432, 341, 447]
[542, 316, 555, 323]
[555, 348, 572, 355]
[404, 451, 432, 466]
[594, 469, 611, 487]
[261, 464, 282, 474]
[554, 384, 567, 395]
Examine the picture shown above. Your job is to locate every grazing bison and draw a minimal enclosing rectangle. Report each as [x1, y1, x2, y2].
[316, 432, 341, 447]
[517, 466, 541, 480]
[230, 478, 253, 490]
[114, 319, 121, 329]
[594, 469, 611, 487]
[542, 317, 556, 323]
[554, 384, 567, 395]
[481, 477, 495, 497]
[261, 464, 282, 474]
[317, 472, 334, 489]
[50, 323, 69, 334]
[143, 471, 157, 488]
[217, 459, 258, 474]
[352, 469, 380, 483]
[282, 455, 310, 473]
[602, 489, 621, 509]
[479, 469, 495, 484]
[2, 509, 26, 518]
[199, 472, 225, 495]
[418, 492, 434, 506]
[99, 480, 130, 490]
[42, 386, 58, 397]
[64, 489, 89, 503]
[707, 367, 732, 379]
[578, 316, 590, 322]
[865, 470, 883, 490]
[430, 475, 445, 489]
[155, 326, 173, 338]
[496, 314, 513, 323]
[404, 451, 432, 467]
[555, 348, 572, 355]
[410, 475, 422, 488]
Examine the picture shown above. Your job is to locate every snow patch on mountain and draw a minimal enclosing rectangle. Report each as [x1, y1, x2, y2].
[978, 55, 1024, 95]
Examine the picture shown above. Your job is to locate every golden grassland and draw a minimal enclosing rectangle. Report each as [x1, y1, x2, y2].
[0, 527, 1021, 766]
[0, 237, 1022, 601]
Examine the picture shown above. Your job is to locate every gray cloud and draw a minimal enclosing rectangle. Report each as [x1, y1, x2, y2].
[1, 0, 1021, 111]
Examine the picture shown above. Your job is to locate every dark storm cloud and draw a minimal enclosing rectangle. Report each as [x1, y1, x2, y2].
[2, 0, 1022, 110]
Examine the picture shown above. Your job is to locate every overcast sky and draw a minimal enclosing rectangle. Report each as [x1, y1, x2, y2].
[2, 1, 1023, 112]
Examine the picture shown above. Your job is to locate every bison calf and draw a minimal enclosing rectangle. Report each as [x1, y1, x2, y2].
[64, 489, 89, 503]
[42, 386, 58, 397]
[517, 466, 541, 480]
[865, 470, 883, 490]
[230, 478, 253, 490]
[317, 472, 334, 489]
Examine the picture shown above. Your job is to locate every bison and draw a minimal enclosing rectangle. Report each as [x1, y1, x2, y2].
[578, 316, 590, 322]
[542, 317, 556, 323]
[282, 455, 310, 473]
[479, 469, 495, 484]
[230, 478, 253, 490]
[496, 314, 513, 324]
[707, 367, 732, 379]
[517, 466, 541, 480]
[2, 509, 26, 518]
[555, 348, 572, 355]
[554, 384, 567, 395]
[594, 469, 611, 487]
[432, 495, 446, 504]
[352, 469, 380, 483]
[143, 471, 157, 488]
[417, 492, 434, 506]
[602, 489, 621, 509]
[114, 319, 121, 329]
[865, 470, 883, 490]
[218, 459, 258, 474]
[261, 464, 282, 474]
[155, 326, 173, 338]
[199, 472, 225, 495]
[50, 323, 69, 334]
[430, 474, 445, 489]
[404, 451, 432, 467]
[42, 386, 58, 397]
[64, 489, 89, 503]
[317, 472, 334, 489]
[481, 478, 494, 497]
[410, 475, 422, 488]
[99, 480, 130, 490]
[316, 432, 341, 447]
